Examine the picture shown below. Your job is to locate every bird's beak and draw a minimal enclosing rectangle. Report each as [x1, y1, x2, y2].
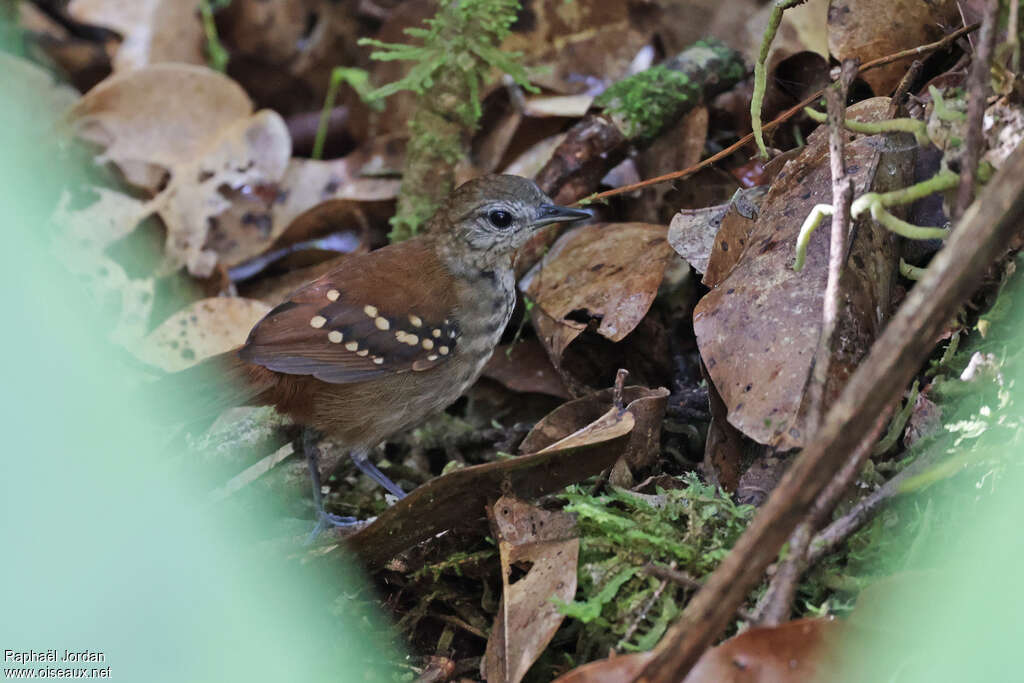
[534, 204, 592, 227]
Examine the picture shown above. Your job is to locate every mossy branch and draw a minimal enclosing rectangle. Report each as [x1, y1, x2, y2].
[751, 0, 809, 159]
[359, 0, 535, 241]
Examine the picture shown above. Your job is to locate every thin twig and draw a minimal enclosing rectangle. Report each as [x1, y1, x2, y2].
[754, 406, 890, 625]
[643, 564, 756, 622]
[806, 441, 944, 564]
[806, 61, 857, 437]
[955, 2, 999, 220]
[579, 23, 978, 207]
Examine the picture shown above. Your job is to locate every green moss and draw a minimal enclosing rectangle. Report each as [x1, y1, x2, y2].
[359, 0, 537, 240]
[594, 38, 745, 144]
[556, 474, 753, 657]
[595, 65, 701, 143]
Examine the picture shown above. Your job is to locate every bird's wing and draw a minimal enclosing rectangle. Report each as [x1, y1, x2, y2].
[239, 240, 462, 383]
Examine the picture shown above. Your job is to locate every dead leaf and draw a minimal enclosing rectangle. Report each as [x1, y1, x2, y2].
[555, 618, 844, 682]
[346, 402, 636, 569]
[520, 385, 669, 487]
[484, 340, 571, 399]
[68, 0, 205, 71]
[68, 65, 292, 277]
[484, 497, 578, 683]
[523, 95, 595, 118]
[694, 98, 909, 449]
[827, 0, 960, 95]
[502, 133, 566, 179]
[550, 652, 654, 683]
[135, 298, 271, 371]
[684, 618, 844, 682]
[152, 109, 292, 276]
[668, 187, 767, 275]
[69, 64, 253, 192]
[520, 223, 675, 364]
[53, 188, 155, 346]
[219, 0, 363, 115]
[502, 0, 659, 96]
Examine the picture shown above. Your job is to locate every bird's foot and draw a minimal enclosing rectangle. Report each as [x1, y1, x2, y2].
[305, 511, 362, 545]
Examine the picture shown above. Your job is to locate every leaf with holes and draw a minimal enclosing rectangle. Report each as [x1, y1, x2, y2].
[484, 497, 578, 683]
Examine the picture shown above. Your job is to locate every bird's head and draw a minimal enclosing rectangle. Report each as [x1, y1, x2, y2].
[430, 175, 591, 267]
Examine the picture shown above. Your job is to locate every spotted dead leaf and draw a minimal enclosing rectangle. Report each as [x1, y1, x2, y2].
[668, 186, 766, 275]
[552, 618, 845, 682]
[68, 65, 291, 277]
[68, 0, 205, 72]
[53, 188, 155, 346]
[135, 298, 271, 372]
[828, 0, 959, 95]
[684, 618, 845, 682]
[69, 64, 253, 192]
[346, 400, 636, 568]
[694, 98, 909, 449]
[520, 223, 674, 363]
[483, 497, 578, 683]
[203, 143, 400, 271]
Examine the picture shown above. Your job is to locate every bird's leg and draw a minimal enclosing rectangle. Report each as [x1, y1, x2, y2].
[303, 428, 358, 542]
[350, 449, 407, 500]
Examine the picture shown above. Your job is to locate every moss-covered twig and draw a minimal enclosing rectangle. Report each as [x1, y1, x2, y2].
[751, 0, 808, 159]
[199, 0, 230, 73]
[900, 258, 927, 280]
[360, 0, 534, 241]
[533, 38, 744, 208]
[872, 380, 919, 455]
[795, 169, 957, 271]
[803, 106, 930, 147]
[581, 25, 977, 208]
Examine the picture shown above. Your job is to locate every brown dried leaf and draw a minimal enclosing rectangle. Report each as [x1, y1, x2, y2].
[135, 297, 271, 372]
[556, 618, 846, 682]
[668, 187, 766, 275]
[502, 0, 659, 95]
[520, 385, 669, 485]
[150, 109, 292, 276]
[684, 618, 844, 682]
[827, 0, 960, 95]
[68, 0, 205, 71]
[694, 98, 908, 449]
[521, 223, 674, 364]
[206, 147, 399, 270]
[346, 402, 636, 568]
[69, 64, 253, 192]
[484, 339, 571, 399]
[484, 497, 578, 683]
[219, 0, 362, 115]
[551, 652, 654, 683]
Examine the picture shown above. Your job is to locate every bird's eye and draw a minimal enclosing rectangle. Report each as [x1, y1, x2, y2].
[488, 209, 513, 229]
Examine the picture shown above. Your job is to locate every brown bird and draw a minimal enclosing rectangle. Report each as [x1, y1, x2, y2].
[177, 175, 589, 531]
